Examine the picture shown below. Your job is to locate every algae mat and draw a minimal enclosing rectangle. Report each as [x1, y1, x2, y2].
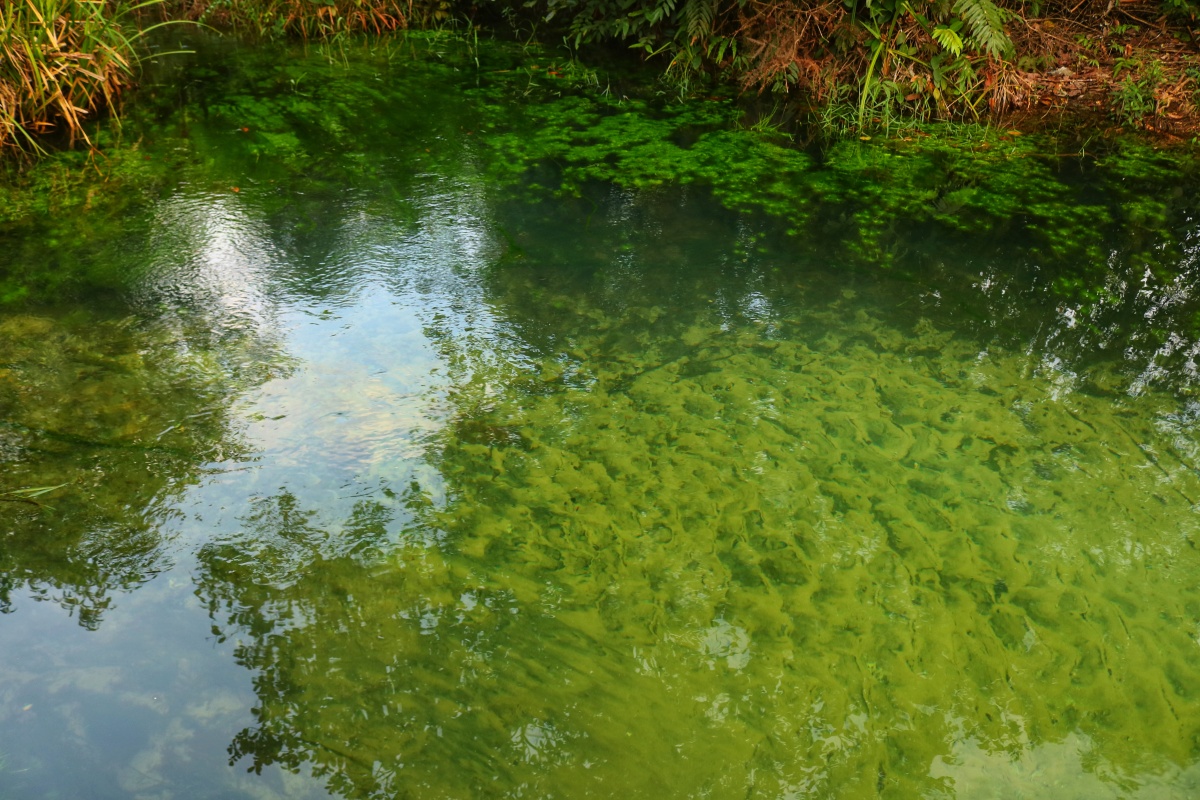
[189, 267, 1200, 798]
[3, 194, 1200, 799]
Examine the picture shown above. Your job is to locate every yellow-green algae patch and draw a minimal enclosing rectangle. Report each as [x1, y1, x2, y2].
[199, 275, 1200, 798]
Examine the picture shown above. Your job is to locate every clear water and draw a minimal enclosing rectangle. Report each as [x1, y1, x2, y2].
[2, 34, 1200, 799]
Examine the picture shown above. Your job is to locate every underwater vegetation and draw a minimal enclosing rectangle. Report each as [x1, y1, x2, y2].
[3, 32, 1200, 798]
[2, 31, 1197, 324]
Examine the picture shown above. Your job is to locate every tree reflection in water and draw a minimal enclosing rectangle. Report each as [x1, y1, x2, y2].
[0, 309, 277, 628]
[192, 210, 1200, 797]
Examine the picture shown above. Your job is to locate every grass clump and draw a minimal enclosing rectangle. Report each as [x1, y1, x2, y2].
[169, 0, 443, 38]
[0, 0, 166, 154]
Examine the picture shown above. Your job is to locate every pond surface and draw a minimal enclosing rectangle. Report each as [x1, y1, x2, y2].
[2, 33, 1200, 799]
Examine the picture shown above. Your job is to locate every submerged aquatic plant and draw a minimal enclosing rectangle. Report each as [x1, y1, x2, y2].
[0, 482, 68, 509]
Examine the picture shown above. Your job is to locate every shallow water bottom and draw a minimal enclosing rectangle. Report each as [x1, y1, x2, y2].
[4, 229, 1200, 798]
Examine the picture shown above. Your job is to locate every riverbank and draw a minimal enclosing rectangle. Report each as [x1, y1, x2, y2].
[2, 0, 1199, 157]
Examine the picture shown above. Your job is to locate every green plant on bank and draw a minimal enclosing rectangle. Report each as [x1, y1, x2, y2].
[536, 0, 1016, 127]
[1073, 34, 1099, 69]
[1160, 0, 1200, 26]
[1111, 58, 1165, 126]
[0, 0, 173, 154]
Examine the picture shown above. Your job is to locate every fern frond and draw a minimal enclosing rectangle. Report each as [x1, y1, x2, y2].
[932, 26, 964, 57]
[951, 0, 1013, 58]
[681, 0, 718, 43]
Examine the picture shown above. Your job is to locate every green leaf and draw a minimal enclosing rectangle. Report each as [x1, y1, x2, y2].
[932, 25, 964, 57]
[951, 0, 1013, 58]
[2, 483, 69, 498]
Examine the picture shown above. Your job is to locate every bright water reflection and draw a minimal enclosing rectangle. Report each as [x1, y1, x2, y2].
[2, 34, 1200, 800]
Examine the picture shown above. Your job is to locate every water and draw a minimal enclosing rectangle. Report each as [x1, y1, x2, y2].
[2, 33, 1200, 799]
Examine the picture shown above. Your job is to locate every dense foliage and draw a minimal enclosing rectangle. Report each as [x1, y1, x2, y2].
[533, 0, 1200, 130]
[2, 0, 1199, 153]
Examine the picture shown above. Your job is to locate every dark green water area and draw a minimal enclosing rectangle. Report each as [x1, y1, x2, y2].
[4, 30, 1200, 799]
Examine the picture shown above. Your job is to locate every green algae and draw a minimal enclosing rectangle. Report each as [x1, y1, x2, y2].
[191, 259, 1200, 797]
[0, 305, 285, 626]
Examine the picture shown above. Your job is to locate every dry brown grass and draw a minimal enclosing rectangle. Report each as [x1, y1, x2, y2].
[727, 0, 1200, 132]
[734, 0, 847, 95]
[169, 0, 422, 37]
[0, 0, 141, 153]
